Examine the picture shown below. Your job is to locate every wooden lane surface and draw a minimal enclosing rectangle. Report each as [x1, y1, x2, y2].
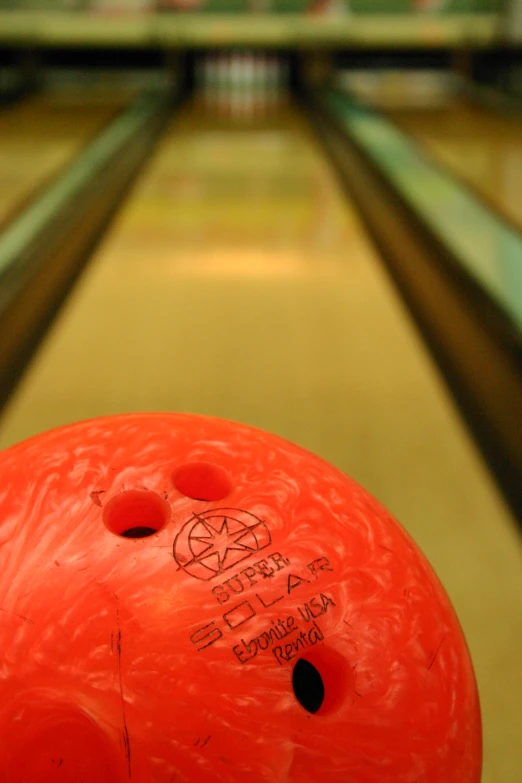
[0, 83, 135, 231]
[0, 97, 521, 783]
[388, 98, 522, 234]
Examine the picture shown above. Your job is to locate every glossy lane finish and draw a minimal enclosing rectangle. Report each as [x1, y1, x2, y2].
[0, 85, 132, 230]
[0, 99, 521, 782]
[388, 98, 522, 233]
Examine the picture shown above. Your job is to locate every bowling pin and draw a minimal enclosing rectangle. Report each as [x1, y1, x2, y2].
[216, 52, 224, 94]
[195, 56, 203, 92]
[245, 50, 255, 96]
[204, 55, 213, 107]
[263, 53, 271, 111]
[267, 55, 277, 110]
[281, 57, 289, 103]
[215, 53, 225, 115]
[252, 56, 262, 119]
[231, 50, 241, 92]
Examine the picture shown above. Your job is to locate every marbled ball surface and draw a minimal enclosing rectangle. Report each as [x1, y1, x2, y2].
[0, 413, 481, 782]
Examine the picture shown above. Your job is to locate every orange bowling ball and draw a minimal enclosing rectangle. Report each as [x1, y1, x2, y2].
[0, 413, 481, 782]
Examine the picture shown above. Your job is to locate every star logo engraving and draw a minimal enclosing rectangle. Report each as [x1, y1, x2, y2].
[173, 508, 272, 581]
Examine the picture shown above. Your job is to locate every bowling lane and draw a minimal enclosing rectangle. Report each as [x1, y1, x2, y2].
[387, 97, 522, 232]
[1, 98, 522, 782]
[0, 80, 135, 231]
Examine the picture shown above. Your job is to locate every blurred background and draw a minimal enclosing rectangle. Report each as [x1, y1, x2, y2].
[0, 0, 521, 780]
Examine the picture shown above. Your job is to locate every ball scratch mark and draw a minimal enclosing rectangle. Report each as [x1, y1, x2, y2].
[115, 608, 131, 777]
